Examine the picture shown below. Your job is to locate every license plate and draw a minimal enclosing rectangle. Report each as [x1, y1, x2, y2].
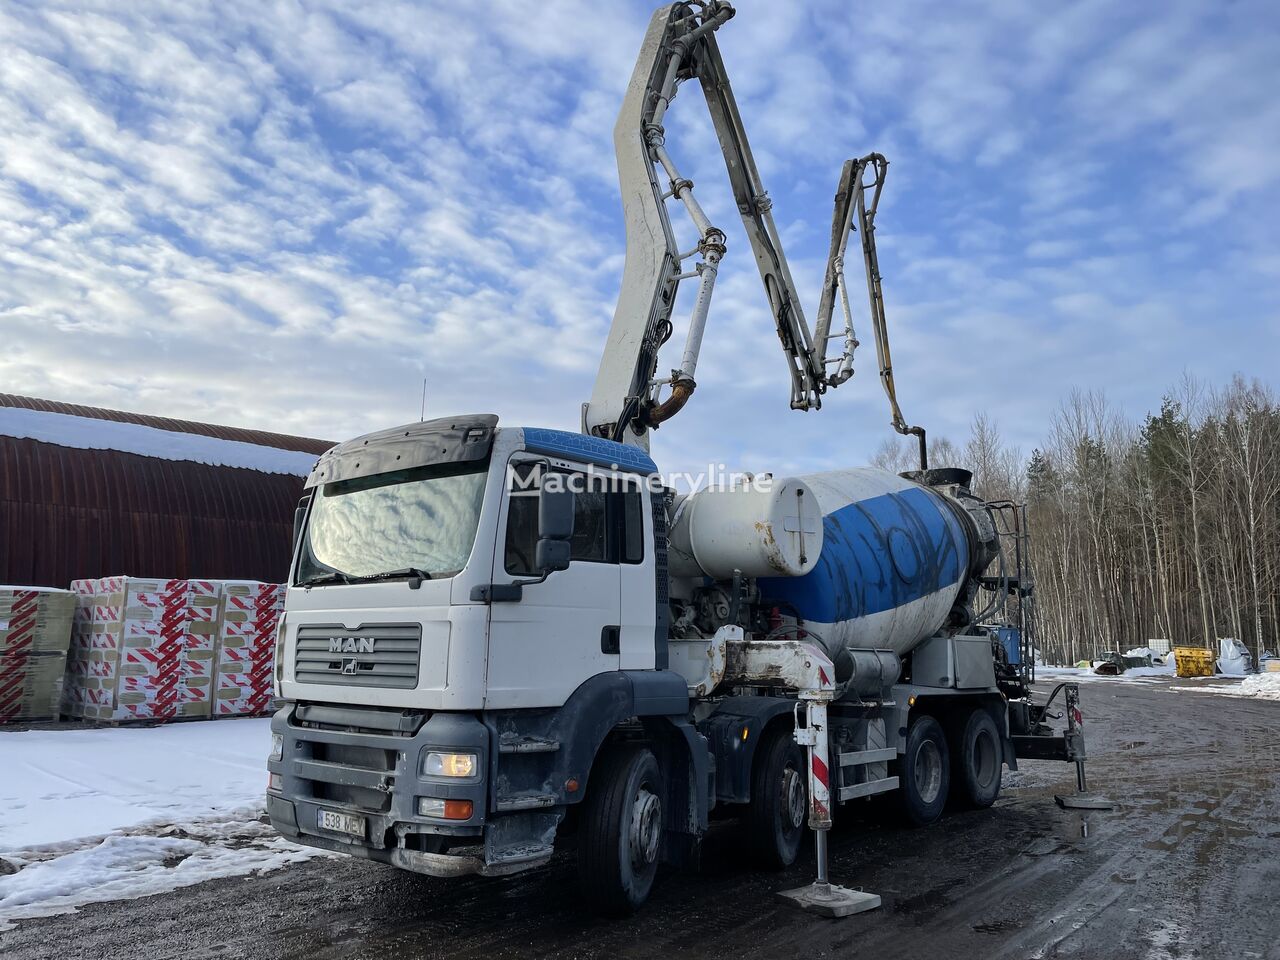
[317, 808, 366, 838]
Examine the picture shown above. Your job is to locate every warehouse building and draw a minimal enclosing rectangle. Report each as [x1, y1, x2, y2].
[0, 394, 333, 588]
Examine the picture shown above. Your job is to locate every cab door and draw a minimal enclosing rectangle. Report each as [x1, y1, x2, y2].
[484, 458, 622, 709]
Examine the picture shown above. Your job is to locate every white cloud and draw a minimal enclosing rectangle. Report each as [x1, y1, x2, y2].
[0, 0, 1276, 477]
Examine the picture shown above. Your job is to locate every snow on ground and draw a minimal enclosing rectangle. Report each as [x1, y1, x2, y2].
[0, 718, 331, 930]
[1, 719, 272, 850]
[1171, 673, 1280, 701]
[1039, 664, 1280, 699]
[1037, 647, 1177, 684]
[0, 825, 318, 928]
[1035, 665, 1175, 684]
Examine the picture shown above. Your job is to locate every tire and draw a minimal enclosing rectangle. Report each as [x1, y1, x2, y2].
[955, 708, 1002, 808]
[577, 744, 664, 915]
[746, 727, 807, 869]
[901, 714, 949, 826]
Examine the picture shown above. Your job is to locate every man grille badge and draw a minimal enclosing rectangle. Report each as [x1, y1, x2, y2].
[341, 657, 358, 675]
[329, 637, 375, 654]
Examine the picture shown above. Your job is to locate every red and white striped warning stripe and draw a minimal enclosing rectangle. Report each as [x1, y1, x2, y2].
[806, 700, 832, 827]
[800, 643, 836, 831]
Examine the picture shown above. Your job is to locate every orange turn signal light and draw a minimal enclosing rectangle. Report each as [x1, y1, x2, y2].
[443, 799, 473, 820]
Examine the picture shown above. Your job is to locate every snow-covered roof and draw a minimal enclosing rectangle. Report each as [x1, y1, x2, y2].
[0, 406, 321, 477]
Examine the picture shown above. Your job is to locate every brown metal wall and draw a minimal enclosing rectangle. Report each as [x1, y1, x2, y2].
[1, 436, 307, 587]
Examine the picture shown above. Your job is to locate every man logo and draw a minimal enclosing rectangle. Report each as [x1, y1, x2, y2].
[328, 637, 375, 654]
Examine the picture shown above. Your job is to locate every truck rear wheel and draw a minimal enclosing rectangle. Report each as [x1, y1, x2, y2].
[955, 708, 1002, 808]
[901, 714, 949, 826]
[577, 744, 664, 915]
[747, 727, 807, 868]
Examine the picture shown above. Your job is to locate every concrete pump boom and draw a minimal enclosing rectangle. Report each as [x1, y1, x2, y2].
[583, 0, 926, 462]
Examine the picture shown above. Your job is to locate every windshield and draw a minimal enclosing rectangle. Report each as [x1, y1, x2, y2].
[296, 460, 489, 584]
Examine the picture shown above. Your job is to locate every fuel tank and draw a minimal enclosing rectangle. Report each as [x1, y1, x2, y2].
[756, 468, 983, 660]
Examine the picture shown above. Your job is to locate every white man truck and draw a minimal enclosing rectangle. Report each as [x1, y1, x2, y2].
[267, 2, 1093, 917]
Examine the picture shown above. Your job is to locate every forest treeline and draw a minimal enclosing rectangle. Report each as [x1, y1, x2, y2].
[872, 374, 1279, 666]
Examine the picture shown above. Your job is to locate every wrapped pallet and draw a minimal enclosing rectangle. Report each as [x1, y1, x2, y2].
[64, 577, 222, 722]
[0, 586, 75, 723]
[213, 581, 285, 717]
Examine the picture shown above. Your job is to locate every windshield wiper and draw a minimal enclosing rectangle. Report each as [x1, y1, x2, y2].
[297, 571, 352, 587]
[298, 567, 432, 589]
[358, 567, 433, 587]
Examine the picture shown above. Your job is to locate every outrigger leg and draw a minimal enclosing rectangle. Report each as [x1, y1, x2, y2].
[723, 639, 882, 917]
[777, 691, 881, 917]
[1053, 684, 1114, 811]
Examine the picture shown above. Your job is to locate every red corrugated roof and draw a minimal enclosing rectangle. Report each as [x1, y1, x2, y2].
[0, 394, 333, 454]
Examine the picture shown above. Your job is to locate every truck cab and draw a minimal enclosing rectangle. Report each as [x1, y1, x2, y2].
[267, 415, 705, 909]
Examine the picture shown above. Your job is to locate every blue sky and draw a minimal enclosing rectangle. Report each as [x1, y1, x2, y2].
[1, 0, 1277, 477]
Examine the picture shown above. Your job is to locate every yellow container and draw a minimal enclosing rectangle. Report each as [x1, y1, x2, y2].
[1173, 646, 1215, 678]
[1264, 659, 1280, 673]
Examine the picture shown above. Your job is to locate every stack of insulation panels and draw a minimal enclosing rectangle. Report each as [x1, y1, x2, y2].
[0, 587, 75, 722]
[64, 578, 221, 722]
[213, 581, 285, 717]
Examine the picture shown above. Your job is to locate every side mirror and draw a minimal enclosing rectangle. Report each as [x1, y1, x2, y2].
[537, 484, 574, 574]
[535, 539, 571, 574]
[538, 484, 574, 540]
[292, 496, 310, 552]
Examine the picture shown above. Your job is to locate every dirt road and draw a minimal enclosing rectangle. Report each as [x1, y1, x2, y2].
[3, 679, 1277, 960]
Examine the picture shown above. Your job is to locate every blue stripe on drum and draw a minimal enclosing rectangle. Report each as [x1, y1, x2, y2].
[759, 486, 968, 623]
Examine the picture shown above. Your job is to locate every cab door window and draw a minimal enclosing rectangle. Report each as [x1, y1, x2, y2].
[504, 463, 643, 576]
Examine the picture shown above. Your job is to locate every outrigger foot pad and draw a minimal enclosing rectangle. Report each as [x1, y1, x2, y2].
[1055, 792, 1114, 810]
[777, 881, 881, 918]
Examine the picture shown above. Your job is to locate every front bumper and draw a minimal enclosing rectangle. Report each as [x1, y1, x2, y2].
[264, 795, 548, 877]
[267, 703, 495, 872]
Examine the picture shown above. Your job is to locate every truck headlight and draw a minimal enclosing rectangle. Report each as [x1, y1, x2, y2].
[423, 751, 477, 778]
[270, 733, 283, 762]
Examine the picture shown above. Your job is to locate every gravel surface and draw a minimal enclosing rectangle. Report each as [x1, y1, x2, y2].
[2, 678, 1277, 960]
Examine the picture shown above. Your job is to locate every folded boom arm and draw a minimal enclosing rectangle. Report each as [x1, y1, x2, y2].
[584, 1, 924, 460]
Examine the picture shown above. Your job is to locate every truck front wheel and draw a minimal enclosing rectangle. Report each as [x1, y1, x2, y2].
[901, 714, 949, 826]
[747, 727, 807, 868]
[577, 744, 664, 915]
